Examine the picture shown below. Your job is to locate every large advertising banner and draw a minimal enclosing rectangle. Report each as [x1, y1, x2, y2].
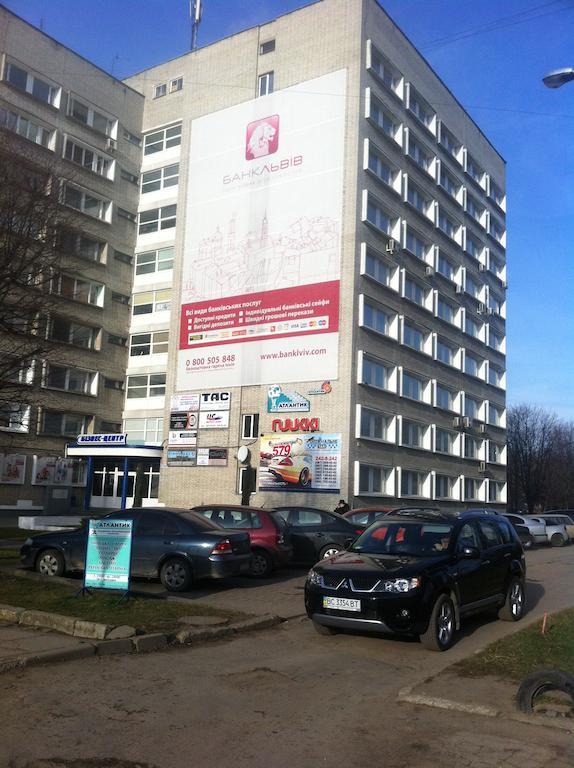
[177, 69, 347, 389]
[259, 433, 341, 493]
[84, 519, 133, 591]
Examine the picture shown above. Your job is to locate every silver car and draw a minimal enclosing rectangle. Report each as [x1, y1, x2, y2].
[503, 514, 547, 546]
[534, 515, 571, 547]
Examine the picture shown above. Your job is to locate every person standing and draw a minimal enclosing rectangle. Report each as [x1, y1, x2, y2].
[334, 499, 350, 514]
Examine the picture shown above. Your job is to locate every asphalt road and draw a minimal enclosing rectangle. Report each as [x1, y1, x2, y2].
[2, 546, 574, 768]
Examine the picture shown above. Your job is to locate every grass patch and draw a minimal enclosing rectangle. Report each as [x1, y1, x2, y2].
[0, 548, 19, 562]
[0, 527, 30, 540]
[0, 574, 244, 633]
[455, 609, 574, 682]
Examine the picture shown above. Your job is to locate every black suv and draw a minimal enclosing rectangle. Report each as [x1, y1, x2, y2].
[305, 509, 526, 651]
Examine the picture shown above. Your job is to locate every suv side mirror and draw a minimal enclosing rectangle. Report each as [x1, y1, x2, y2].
[343, 537, 355, 550]
[458, 545, 480, 560]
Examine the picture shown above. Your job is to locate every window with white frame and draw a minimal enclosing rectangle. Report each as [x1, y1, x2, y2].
[403, 322, 424, 352]
[488, 364, 504, 387]
[170, 77, 183, 93]
[401, 419, 424, 448]
[360, 408, 391, 442]
[369, 96, 400, 142]
[488, 293, 504, 314]
[439, 166, 461, 199]
[40, 410, 91, 436]
[368, 146, 398, 189]
[436, 383, 455, 411]
[436, 338, 456, 366]
[437, 252, 455, 280]
[63, 184, 111, 221]
[0, 106, 54, 148]
[402, 371, 425, 401]
[406, 180, 433, 217]
[466, 194, 485, 225]
[404, 277, 426, 307]
[123, 417, 164, 444]
[141, 164, 179, 193]
[465, 353, 481, 378]
[437, 297, 455, 324]
[435, 474, 455, 499]
[143, 123, 182, 155]
[122, 128, 141, 146]
[465, 315, 481, 338]
[401, 469, 426, 497]
[488, 481, 504, 503]
[465, 274, 481, 301]
[126, 373, 166, 399]
[138, 205, 177, 234]
[51, 274, 104, 307]
[154, 83, 167, 99]
[132, 289, 171, 316]
[408, 88, 434, 129]
[439, 125, 461, 159]
[59, 230, 105, 263]
[404, 228, 429, 260]
[364, 250, 391, 287]
[258, 72, 274, 97]
[129, 331, 169, 357]
[44, 363, 97, 395]
[63, 137, 113, 179]
[464, 395, 481, 420]
[69, 96, 115, 136]
[466, 232, 482, 260]
[366, 197, 395, 235]
[489, 256, 505, 280]
[4, 62, 61, 107]
[464, 477, 481, 500]
[435, 428, 456, 454]
[361, 355, 392, 391]
[0, 403, 30, 433]
[241, 414, 259, 440]
[358, 464, 392, 495]
[489, 181, 505, 208]
[407, 135, 433, 173]
[49, 317, 98, 350]
[260, 40, 275, 55]
[370, 48, 401, 93]
[488, 329, 504, 352]
[464, 435, 481, 459]
[437, 209, 458, 240]
[135, 247, 174, 275]
[488, 442, 503, 463]
[363, 301, 391, 336]
[488, 403, 504, 426]
[466, 155, 484, 186]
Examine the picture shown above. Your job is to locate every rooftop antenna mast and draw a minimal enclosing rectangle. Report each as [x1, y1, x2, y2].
[190, 0, 203, 51]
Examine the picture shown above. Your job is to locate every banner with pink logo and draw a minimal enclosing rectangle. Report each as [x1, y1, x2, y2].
[178, 69, 347, 389]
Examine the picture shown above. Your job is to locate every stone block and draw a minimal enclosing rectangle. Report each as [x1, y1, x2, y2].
[96, 638, 134, 655]
[0, 604, 25, 623]
[106, 625, 136, 640]
[20, 610, 76, 635]
[73, 620, 109, 640]
[132, 633, 168, 653]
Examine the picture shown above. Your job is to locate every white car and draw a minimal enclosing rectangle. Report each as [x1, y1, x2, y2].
[533, 515, 572, 547]
[503, 514, 547, 546]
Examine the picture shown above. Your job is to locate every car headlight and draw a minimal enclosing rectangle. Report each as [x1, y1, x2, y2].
[375, 577, 421, 593]
[307, 569, 322, 586]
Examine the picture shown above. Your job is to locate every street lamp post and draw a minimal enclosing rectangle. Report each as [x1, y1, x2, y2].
[542, 68, 574, 89]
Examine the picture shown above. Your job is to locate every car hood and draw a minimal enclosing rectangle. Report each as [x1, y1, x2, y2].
[313, 549, 449, 577]
[24, 529, 84, 546]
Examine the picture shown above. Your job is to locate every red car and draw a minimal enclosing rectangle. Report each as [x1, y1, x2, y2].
[191, 505, 292, 578]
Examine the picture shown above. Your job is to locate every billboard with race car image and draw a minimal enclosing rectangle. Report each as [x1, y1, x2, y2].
[258, 433, 341, 493]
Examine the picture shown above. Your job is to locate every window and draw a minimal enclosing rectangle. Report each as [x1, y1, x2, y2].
[117, 207, 137, 223]
[490, 218, 505, 243]
[407, 136, 432, 172]
[489, 365, 504, 387]
[104, 378, 124, 391]
[489, 257, 504, 280]
[464, 435, 481, 459]
[404, 229, 428, 260]
[120, 168, 139, 185]
[135, 247, 174, 275]
[114, 250, 133, 265]
[170, 77, 183, 93]
[63, 184, 111, 222]
[436, 339, 455, 366]
[439, 167, 460, 199]
[258, 72, 274, 97]
[58, 230, 105, 263]
[370, 49, 401, 92]
[401, 470, 425, 497]
[359, 464, 391, 495]
[366, 198, 394, 235]
[40, 410, 91, 437]
[360, 408, 391, 442]
[63, 137, 113, 178]
[466, 233, 482, 259]
[138, 205, 177, 234]
[51, 274, 104, 307]
[435, 428, 455, 454]
[465, 274, 480, 299]
[0, 106, 54, 148]
[364, 251, 391, 286]
[108, 334, 127, 347]
[141, 164, 179, 193]
[69, 96, 115, 136]
[123, 417, 164, 444]
[369, 97, 400, 141]
[436, 475, 455, 499]
[403, 322, 424, 352]
[439, 125, 461, 159]
[464, 478, 481, 501]
[112, 292, 130, 305]
[488, 442, 503, 463]
[402, 372, 424, 401]
[464, 395, 481, 420]
[260, 40, 275, 55]
[241, 414, 260, 440]
[404, 278, 425, 306]
[437, 210, 457, 240]
[465, 315, 481, 338]
[126, 373, 166, 399]
[406, 181, 433, 216]
[489, 403, 504, 426]
[488, 293, 503, 315]
[436, 384, 454, 411]
[477, 519, 502, 546]
[466, 195, 484, 224]
[129, 331, 169, 356]
[122, 129, 141, 146]
[132, 289, 171, 316]
[363, 301, 391, 336]
[489, 481, 504, 503]
[100, 421, 121, 433]
[49, 318, 98, 350]
[0, 403, 30, 433]
[44, 364, 96, 395]
[437, 253, 454, 280]
[154, 83, 167, 99]
[465, 353, 480, 378]
[489, 330, 504, 352]
[5, 62, 60, 107]
[408, 88, 434, 129]
[144, 123, 182, 155]
[368, 148, 396, 188]
[362, 355, 392, 391]
[401, 420, 424, 448]
[466, 155, 484, 186]
[490, 181, 505, 207]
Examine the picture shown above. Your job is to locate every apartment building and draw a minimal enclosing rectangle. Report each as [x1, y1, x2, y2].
[0, 0, 507, 512]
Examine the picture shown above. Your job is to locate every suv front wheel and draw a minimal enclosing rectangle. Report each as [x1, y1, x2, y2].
[420, 594, 456, 651]
[498, 577, 525, 621]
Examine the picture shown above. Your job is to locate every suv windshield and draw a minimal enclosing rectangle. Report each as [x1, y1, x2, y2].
[353, 520, 454, 557]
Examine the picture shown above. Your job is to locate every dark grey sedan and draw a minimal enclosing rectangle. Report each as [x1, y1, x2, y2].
[20, 508, 252, 591]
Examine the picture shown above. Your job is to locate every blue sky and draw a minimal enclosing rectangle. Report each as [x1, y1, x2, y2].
[4, 0, 574, 418]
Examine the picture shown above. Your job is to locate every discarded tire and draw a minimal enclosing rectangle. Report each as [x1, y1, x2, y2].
[516, 669, 574, 713]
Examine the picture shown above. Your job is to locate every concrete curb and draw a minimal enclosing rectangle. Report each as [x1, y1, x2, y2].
[0, 642, 96, 675]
